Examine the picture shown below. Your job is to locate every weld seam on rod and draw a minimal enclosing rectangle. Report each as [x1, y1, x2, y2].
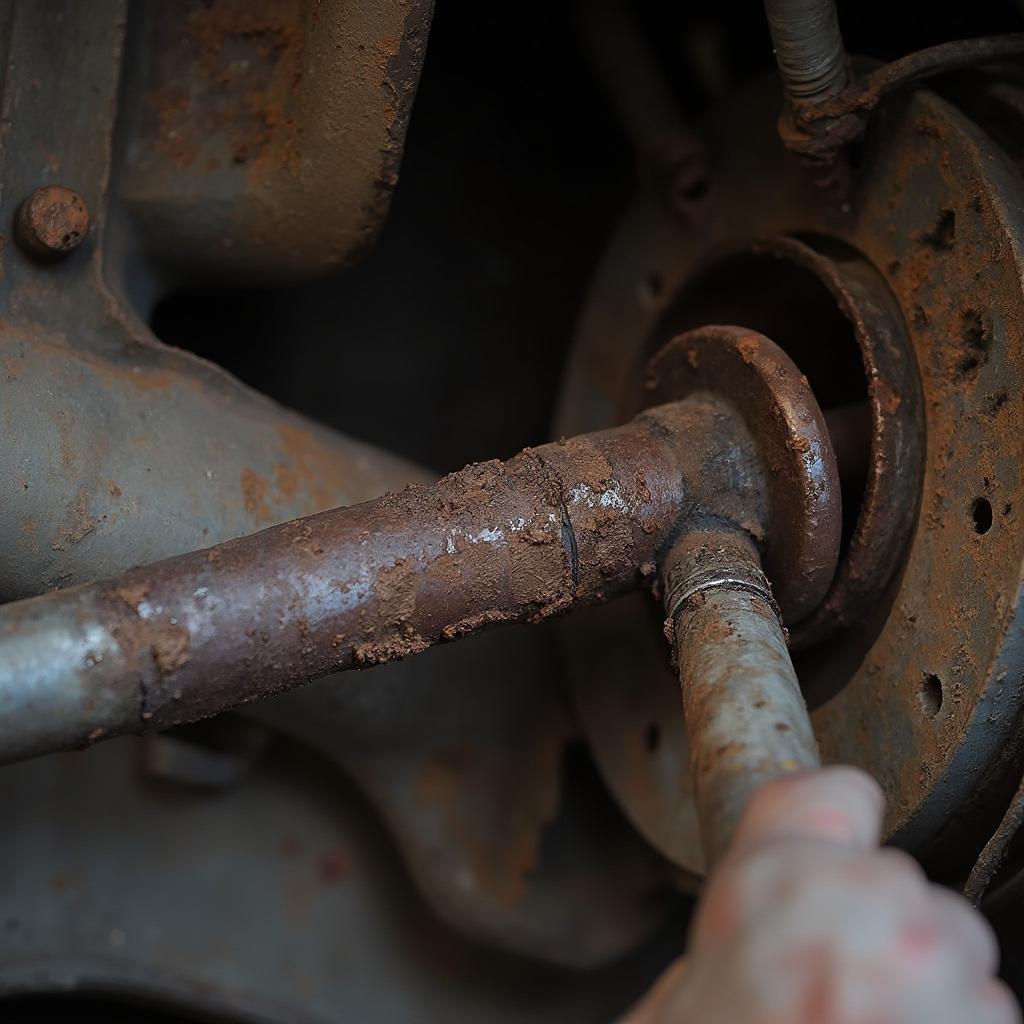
[664, 576, 781, 624]
[663, 527, 821, 864]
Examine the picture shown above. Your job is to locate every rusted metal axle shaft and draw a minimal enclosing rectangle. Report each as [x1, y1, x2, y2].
[0, 326, 842, 768]
[663, 528, 821, 864]
[0, 394, 768, 765]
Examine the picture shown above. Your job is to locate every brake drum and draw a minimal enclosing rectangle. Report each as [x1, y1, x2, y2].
[558, 75, 1024, 882]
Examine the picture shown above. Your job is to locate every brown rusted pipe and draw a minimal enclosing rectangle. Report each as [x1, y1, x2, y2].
[663, 527, 821, 864]
[0, 395, 769, 765]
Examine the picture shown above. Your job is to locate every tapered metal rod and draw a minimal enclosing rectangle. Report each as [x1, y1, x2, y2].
[764, 0, 847, 105]
[664, 526, 821, 864]
[0, 396, 767, 765]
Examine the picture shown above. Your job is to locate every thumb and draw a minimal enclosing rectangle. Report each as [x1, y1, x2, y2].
[727, 765, 885, 857]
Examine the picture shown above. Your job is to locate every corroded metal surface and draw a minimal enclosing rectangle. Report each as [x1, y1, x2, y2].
[0, 0, 673, 978]
[663, 528, 821, 864]
[569, 321, 843, 879]
[754, 240, 923, 652]
[120, 0, 434, 283]
[637, 236, 924, 652]
[0, 329, 430, 601]
[785, 33, 1024, 163]
[646, 324, 841, 623]
[0, 397, 772, 763]
[964, 769, 1024, 907]
[14, 186, 90, 260]
[561, 74, 1024, 876]
[0, 1, 427, 602]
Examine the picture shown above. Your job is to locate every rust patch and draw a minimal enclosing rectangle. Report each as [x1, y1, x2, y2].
[112, 581, 151, 611]
[49, 872, 79, 895]
[413, 728, 565, 913]
[52, 407, 75, 469]
[276, 421, 363, 511]
[147, 0, 304, 175]
[279, 835, 303, 859]
[374, 557, 416, 625]
[273, 461, 299, 504]
[152, 623, 191, 676]
[240, 467, 272, 523]
[701, 617, 736, 643]
[317, 847, 353, 884]
[51, 487, 97, 551]
[353, 631, 431, 666]
[15, 185, 89, 258]
[416, 741, 477, 804]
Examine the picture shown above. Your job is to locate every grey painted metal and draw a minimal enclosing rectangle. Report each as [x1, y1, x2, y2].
[0, 0, 678, 978]
[0, 737, 681, 1020]
[0, 0, 427, 604]
[250, 629, 681, 968]
[664, 528, 821, 863]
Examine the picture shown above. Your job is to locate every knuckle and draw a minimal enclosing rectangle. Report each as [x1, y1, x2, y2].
[984, 980, 1023, 1024]
[873, 846, 927, 885]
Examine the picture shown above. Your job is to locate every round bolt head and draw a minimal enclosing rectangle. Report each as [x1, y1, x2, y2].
[15, 185, 90, 259]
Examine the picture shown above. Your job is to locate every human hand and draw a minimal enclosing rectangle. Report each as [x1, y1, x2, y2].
[626, 767, 1020, 1024]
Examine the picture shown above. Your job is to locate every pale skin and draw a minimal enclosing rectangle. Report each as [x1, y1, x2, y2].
[626, 767, 1022, 1024]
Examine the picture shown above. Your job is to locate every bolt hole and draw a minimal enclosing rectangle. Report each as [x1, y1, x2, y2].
[645, 723, 660, 753]
[645, 272, 663, 297]
[919, 673, 943, 717]
[679, 176, 709, 203]
[972, 497, 993, 534]
[638, 271, 664, 306]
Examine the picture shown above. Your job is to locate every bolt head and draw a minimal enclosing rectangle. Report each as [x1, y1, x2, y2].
[15, 185, 90, 259]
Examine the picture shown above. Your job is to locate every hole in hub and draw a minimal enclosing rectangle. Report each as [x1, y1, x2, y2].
[678, 176, 709, 203]
[645, 723, 661, 753]
[645, 241, 870, 556]
[919, 673, 944, 717]
[640, 235, 924, 712]
[972, 497, 993, 534]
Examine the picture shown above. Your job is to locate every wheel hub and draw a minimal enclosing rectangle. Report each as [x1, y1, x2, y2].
[561, 74, 1024, 879]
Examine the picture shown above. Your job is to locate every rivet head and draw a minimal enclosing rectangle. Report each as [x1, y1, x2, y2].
[14, 185, 90, 260]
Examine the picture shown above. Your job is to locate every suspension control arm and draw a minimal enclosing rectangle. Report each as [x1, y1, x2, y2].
[0, 327, 841, 765]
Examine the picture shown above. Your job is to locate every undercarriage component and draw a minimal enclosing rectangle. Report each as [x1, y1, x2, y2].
[5, 0, 1024, 1018]
[763, 0, 848, 105]
[121, 0, 434, 285]
[0, 733, 681, 1020]
[15, 185, 91, 260]
[663, 526, 822, 864]
[0, 327, 838, 764]
[785, 31, 1024, 164]
[561, 63, 1024, 886]
[0, 0, 428, 605]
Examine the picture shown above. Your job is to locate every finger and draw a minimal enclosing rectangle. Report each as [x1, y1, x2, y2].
[929, 884, 1000, 976]
[619, 955, 689, 1023]
[728, 765, 884, 857]
[967, 977, 1023, 1024]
